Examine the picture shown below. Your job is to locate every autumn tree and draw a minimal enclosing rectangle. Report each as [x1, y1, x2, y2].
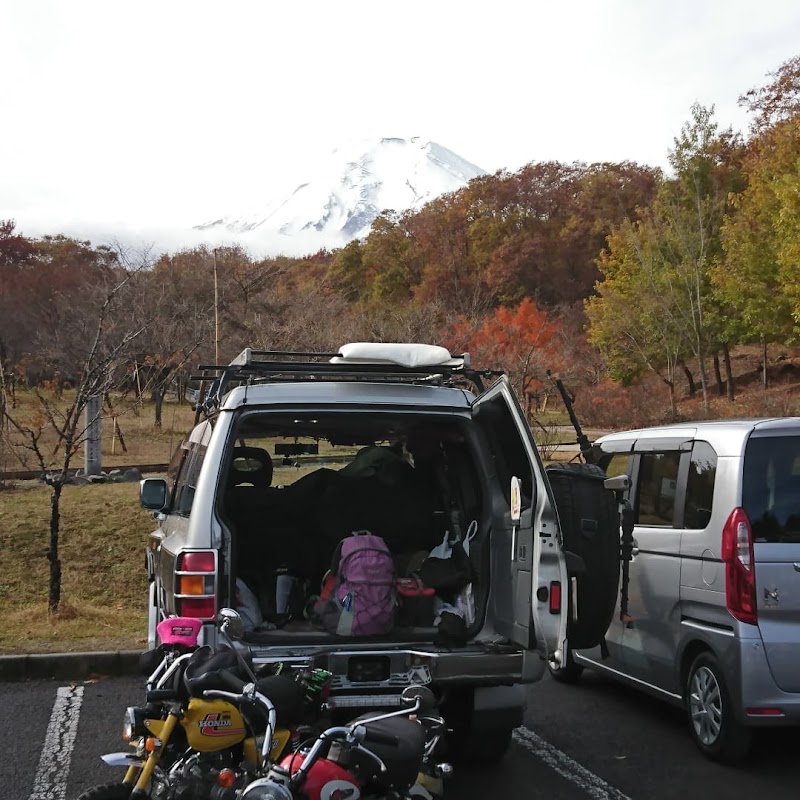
[716, 57, 800, 387]
[586, 217, 688, 418]
[444, 298, 559, 418]
[588, 105, 745, 413]
[0, 255, 148, 612]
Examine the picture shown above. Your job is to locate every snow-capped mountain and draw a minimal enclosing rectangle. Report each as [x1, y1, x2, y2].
[195, 137, 486, 253]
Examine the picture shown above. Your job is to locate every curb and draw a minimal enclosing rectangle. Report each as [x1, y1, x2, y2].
[0, 650, 143, 682]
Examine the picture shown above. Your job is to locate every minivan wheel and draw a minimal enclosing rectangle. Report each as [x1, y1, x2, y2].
[685, 652, 752, 763]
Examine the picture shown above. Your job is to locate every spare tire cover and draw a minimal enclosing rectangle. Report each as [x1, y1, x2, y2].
[545, 463, 621, 650]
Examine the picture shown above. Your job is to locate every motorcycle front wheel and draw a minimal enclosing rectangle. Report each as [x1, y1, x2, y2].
[76, 782, 133, 800]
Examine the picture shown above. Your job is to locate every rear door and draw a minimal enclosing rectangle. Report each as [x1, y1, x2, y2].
[473, 376, 567, 660]
[743, 431, 800, 692]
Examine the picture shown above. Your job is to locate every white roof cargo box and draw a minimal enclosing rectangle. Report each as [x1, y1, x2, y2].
[330, 342, 465, 368]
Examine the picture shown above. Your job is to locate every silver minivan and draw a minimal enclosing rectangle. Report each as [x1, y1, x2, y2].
[549, 418, 800, 762]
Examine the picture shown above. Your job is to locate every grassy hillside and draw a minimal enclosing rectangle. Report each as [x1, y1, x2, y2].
[0, 481, 154, 654]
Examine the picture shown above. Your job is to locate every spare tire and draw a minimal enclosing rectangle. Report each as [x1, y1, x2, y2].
[545, 462, 621, 650]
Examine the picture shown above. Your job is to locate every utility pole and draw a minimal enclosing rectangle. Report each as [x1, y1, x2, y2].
[213, 248, 220, 364]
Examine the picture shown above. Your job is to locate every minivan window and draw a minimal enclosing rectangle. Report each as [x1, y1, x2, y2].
[636, 451, 681, 526]
[603, 452, 630, 479]
[743, 435, 800, 543]
[479, 400, 533, 505]
[684, 441, 717, 529]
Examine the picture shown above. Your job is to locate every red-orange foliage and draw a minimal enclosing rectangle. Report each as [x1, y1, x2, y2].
[444, 298, 560, 411]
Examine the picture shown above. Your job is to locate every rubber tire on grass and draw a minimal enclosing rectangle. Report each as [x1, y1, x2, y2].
[547, 649, 584, 684]
[685, 651, 752, 763]
[76, 783, 133, 800]
[545, 462, 621, 650]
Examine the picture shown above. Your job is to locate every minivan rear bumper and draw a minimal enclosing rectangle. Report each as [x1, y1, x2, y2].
[738, 635, 800, 726]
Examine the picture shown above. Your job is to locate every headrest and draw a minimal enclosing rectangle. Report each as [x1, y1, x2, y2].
[229, 446, 273, 488]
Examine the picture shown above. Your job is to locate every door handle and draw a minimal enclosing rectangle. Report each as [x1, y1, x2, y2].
[794, 563, 800, 573]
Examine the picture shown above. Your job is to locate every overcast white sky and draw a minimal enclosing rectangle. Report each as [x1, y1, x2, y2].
[3, 0, 800, 251]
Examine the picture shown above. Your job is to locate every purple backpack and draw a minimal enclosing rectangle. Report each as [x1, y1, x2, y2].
[317, 531, 396, 636]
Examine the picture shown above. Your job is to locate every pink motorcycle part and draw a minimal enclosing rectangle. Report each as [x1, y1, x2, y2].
[157, 616, 202, 647]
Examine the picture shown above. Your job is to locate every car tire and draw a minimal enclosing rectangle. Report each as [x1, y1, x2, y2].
[547, 649, 584, 684]
[442, 688, 514, 764]
[685, 651, 752, 763]
[545, 462, 621, 650]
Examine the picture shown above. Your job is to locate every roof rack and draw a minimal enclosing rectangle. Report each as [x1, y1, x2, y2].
[190, 345, 503, 414]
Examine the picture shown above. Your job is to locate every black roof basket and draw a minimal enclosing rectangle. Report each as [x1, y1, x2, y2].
[190, 347, 503, 415]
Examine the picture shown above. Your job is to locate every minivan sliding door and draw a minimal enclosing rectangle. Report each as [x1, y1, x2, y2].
[621, 439, 690, 694]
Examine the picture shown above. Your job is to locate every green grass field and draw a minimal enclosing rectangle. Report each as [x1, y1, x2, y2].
[0, 481, 155, 654]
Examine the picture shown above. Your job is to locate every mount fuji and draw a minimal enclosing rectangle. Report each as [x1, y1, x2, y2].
[195, 137, 487, 255]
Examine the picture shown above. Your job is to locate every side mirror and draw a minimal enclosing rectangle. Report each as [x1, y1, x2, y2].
[140, 478, 169, 511]
[217, 607, 245, 642]
[401, 685, 437, 713]
[604, 474, 630, 493]
[510, 476, 522, 524]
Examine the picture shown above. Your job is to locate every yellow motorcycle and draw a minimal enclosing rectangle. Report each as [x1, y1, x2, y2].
[77, 610, 330, 800]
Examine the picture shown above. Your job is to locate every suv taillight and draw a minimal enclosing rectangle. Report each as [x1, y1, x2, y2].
[721, 508, 757, 625]
[176, 550, 217, 620]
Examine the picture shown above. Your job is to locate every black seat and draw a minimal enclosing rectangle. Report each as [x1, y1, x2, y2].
[347, 713, 426, 789]
[228, 446, 273, 489]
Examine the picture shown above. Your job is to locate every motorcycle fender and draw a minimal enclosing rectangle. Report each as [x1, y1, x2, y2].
[101, 752, 146, 768]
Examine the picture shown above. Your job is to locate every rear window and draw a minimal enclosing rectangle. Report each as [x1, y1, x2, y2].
[743, 435, 800, 543]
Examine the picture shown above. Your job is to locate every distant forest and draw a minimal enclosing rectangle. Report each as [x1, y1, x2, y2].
[2, 53, 799, 428]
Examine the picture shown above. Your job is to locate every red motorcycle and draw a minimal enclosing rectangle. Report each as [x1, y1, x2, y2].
[238, 685, 451, 800]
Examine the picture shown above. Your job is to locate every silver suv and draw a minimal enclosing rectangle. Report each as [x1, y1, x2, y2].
[139, 344, 618, 761]
[551, 419, 800, 762]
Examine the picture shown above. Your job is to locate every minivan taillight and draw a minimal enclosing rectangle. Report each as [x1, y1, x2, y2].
[176, 550, 217, 620]
[721, 508, 757, 625]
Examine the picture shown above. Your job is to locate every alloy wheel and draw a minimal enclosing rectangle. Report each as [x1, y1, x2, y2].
[688, 664, 723, 745]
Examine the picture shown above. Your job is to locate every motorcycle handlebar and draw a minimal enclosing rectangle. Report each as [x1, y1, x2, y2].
[219, 670, 247, 693]
[202, 685, 278, 767]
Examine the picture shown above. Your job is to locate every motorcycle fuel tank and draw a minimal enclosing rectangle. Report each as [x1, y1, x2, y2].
[279, 753, 361, 800]
[181, 698, 247, 751]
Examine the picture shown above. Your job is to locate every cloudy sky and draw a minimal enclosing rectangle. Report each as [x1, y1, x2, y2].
[3, 0, 800, 252]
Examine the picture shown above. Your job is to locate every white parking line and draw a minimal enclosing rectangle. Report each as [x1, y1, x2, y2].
[29, 685, 85, 800]
[513, 727, 632, 800]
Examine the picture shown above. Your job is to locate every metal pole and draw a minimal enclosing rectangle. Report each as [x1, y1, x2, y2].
[213, 248, 220, 364]
[84, 395, 102, 476]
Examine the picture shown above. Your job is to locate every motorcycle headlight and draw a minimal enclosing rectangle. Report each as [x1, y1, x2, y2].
[122, 706, 148, 742]
[240, 778, 293, 800]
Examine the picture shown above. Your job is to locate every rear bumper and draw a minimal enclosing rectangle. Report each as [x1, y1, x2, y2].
[684, 622, 800, 727]
[247, 641, 544, 702]
[737, 635, 800, 726]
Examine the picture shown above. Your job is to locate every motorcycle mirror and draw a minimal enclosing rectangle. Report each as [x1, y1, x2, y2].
[217, 608, 245, 642]
[217, 608, 259, 685]
[401, 685, 437, 712]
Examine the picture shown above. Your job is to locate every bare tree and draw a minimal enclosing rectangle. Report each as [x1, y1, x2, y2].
[0, 266, 147, 612]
